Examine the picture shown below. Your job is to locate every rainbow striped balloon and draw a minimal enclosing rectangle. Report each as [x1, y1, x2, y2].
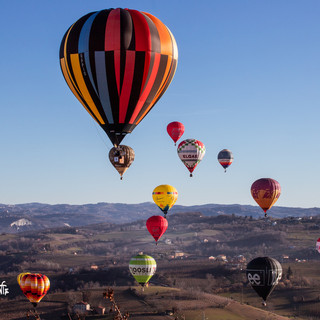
[19, 273, 50, 307]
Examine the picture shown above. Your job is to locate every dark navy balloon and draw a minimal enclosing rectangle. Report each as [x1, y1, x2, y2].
[217, 149, 233, 172]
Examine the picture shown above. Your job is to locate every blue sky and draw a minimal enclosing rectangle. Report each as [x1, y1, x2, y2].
[0, 1, 319, 208]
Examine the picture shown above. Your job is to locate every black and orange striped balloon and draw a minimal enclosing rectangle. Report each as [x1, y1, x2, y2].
[60, 8, 178, 146]
[19, 273, 50, 307]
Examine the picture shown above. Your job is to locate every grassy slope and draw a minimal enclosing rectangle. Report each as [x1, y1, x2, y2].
[0, 286, 294, 320]
[1, 215, 320, 319]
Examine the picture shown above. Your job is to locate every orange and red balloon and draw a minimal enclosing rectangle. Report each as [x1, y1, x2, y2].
[251, 178, 281, 217]
[19, 273, 50, 307]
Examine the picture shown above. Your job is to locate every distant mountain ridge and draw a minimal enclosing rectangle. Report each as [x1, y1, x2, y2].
[0, 202, 319, 233]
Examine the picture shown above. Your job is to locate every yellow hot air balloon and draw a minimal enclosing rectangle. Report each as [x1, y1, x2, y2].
[152, 185, 178, 217]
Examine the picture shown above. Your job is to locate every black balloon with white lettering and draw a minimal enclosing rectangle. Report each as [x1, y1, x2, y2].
[246, 257, 282, 304]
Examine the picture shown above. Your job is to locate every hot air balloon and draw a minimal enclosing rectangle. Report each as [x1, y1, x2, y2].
[316, 238, 320, 253]
[217, 149, 233, 172]
[129, 254, 156, 288]
[19, 273, 50, 308]
[60, 8, 178, 147]
[177, 139, 206, 177]
[109, 145, 135, 179]
[246, 257, 282, 306]
[146, 215, 168, 244]
[17, 272, 30, 286]
[167, 121, 185, 145]
[152, 185, 178, 217]
[251, 178, 281, 217]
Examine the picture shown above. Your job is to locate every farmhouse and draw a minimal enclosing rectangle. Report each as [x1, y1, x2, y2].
[73, 302, 90, 314]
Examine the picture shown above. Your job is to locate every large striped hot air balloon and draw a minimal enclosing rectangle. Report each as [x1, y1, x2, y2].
[19, 273, 50, 307]
[129, 254, 157, 287]
[251, 178, 281, 217]
[152, 184, 178, 217]
[60, 8, 178, 147]
[177, 139, 206, 177]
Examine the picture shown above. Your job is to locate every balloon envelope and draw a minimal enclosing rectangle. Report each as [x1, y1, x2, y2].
[17, 272, 30, 286]
[146, 215, 168, 243]
[217, 149, 233, 172]
[167, 121, 185, 145]
[152, 185, 178, 216]
[177, 139, 206, 176]
[109, 145, 135, 179]
[129, 254, 156, 286]
[316, 238, 320, 253]
[60, 8, 178, 146]
[246, 257, 282, 303]
[251, 178, 281, 215]
[19, 273, 50, 307]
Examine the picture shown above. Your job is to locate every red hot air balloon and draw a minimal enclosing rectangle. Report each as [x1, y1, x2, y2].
[167, 121, 185, 145]
[146, 215, 168, 244]
[60, 8, 178, 147]
[251, 178, 281, 217]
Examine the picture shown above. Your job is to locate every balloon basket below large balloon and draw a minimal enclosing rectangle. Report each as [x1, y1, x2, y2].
[120, 176, 123, 180]
[264, 213, 268, 218]
[262, 301, 267, 307]
[190, 173, 193, 177]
